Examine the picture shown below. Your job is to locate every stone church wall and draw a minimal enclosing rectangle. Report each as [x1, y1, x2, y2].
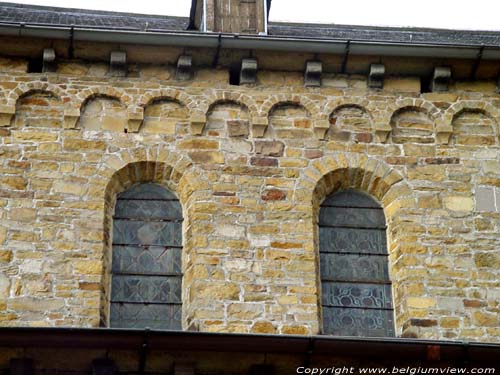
[0, 58, 499, 342]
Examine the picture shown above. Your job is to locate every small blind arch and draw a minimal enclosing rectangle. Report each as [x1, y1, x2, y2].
[319, 189, 395, 337]
[110, 183, 183, 329]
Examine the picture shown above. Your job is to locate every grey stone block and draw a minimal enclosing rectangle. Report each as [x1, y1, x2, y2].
[176, 55, 193, 81]
[42, 48, 56, 73]
[304, 61, 322, 87]
[109, 51, 127, 77]
[368, 63, 385, 89]
[431, 66, 451, 92]
[240, 58, 257, 85]
[475, 186, 496, 212]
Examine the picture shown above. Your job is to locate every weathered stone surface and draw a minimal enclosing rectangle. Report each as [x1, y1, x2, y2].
[474, 253, 500, 268]
[261, 189, 286, 201]
[0, 64, 497, 343]
[443, 196, 474, 212]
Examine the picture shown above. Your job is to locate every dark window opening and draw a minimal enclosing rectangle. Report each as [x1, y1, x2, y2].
[27, 58, 43, 73]
[319, 189, 395, 337]
[229, 63, 241, 86]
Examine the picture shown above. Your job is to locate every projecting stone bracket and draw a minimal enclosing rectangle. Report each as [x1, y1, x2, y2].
[189, 114, 207, 135]
[63, 108, 81, 129]
[0, 105, 15, 127]
[251, 116, 268, 138]
[42, 48, 57, 73]
[176, 55, 193, 81]
[368, 63, 385, 89]
[240, 58, 258, 85]
[431, 66, 451, 92]
[436, 125, 453, 144]
[374, 127, 391, 143]
[313, 120, 330, 140]
[109, 51, 127, 77]
[126, 111, 144, 133]
[304, 61, 322, 87]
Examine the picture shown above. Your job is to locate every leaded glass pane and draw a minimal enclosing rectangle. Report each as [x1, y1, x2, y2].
[319, 206, 385, 228]
[110, 183, 182, 330]
[322, 282, 393, 309]
[113, 220, 182, 247]
[112, 246, 181, 275]
[110, 303, 182, 330]
[319, 227, 387, 254]
[322, 307, 394, 337]
[320, 253, 389, 282]
[111, 275, 181, 303]
[322, 190, 380, 208]
[319, 189, 394, 337]
[118, 183, 178, 200]
[115, 200, 182, 220]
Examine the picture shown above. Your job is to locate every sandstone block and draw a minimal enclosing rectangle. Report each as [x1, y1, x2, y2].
[8, 297, 64, 312]
[189, 151, 224, 164]
[443, 196, 474, 212]
[73, 260, 102, 275]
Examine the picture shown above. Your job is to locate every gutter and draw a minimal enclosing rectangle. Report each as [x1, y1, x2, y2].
[1, 22, 500, 60]
[0, 327, 499, 364]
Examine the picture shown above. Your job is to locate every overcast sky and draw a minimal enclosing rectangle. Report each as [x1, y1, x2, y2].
[4, 0, 500, 31]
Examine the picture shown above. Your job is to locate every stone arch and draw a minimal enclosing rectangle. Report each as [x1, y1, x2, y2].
[78, 94, 128, 131]
[266, 101, 313, 139]
[141, 95, 189, 136]
[8, 82, 70, 107]
[138, 89, 194, 113]
[388, 98, 441, 120]
[297, 153, 417, 337]
[201, 91, 259, 118]
[260, 94, 322, 119]
[75, 86, 135, 115]
[450, 107, 498, 146]
[444, 100, 499, 126]
[327, 101, 374, 142]
[204, 99, 251, 138]
[13, 89, 65, 128]
[97, 148, 209, 328]
[389, 106, 436, 144]
[324, 97, 373, 119]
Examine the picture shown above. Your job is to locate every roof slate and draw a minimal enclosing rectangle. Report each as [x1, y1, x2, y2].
[0, 2, 499, 47]
[268, 22, 500, 47]
[0, 2, 189, 31]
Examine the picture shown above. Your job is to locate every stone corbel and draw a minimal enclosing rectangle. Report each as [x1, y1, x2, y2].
[436, 125, 453, 144]
[431, 66, 451, 92]
[63, 108, 80, 129]
[127, 111, 144, 133]
[368, 63, 385, 89]
[176, 55, 193, 81]
[251, 116, 268, 138]
[240, 58, 258, 85]
[0, 105, 15, 127]
[189, 113, 207, 135]
[42, 48, 57, 73]
[313, 119, 330, 140]
[304, 61, 322, 87]
[374, 126, 391, 143]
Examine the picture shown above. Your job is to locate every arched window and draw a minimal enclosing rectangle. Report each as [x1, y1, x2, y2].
[319, 189, 394, 337]
[110, 183, 182, 329]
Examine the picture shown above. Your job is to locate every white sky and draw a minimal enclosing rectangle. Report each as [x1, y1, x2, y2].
[3, 0, 500, 31]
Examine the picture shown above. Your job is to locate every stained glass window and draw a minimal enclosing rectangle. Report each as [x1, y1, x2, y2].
[319, 189, 395, 337]
[110, 183, 182, 329]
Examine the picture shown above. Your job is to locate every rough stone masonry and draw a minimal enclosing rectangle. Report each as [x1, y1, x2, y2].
[0, 50, 499, 342]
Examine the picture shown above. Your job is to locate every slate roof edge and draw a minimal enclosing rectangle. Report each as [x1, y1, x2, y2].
[0, 2, 189, 21]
